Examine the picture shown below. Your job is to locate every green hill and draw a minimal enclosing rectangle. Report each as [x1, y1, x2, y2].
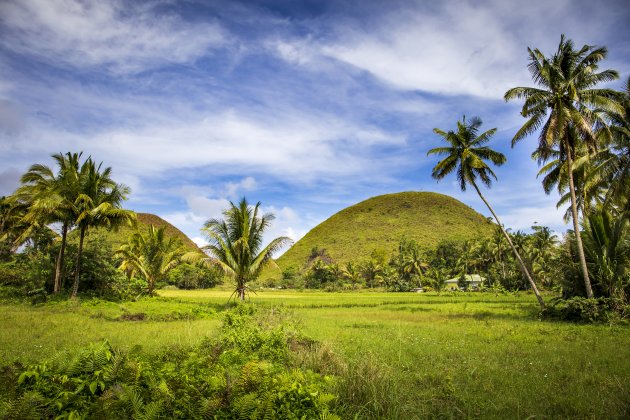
[276, 191, 494, 272]
[86, 213, 202, 253]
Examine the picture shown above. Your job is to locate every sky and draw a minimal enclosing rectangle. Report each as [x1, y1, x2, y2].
[1, 0, 629, 251]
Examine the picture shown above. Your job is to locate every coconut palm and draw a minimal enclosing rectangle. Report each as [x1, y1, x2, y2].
[70, 158, 134, 298]
[596, 76, 630, 216]
[341, 261, 361, 289]
[395, 238, 428, 288]
[504, 35, 621, 298]
[581, 209, 629, 300]
[0, 196, 31, 259]
[12, 153, 83, 293]
[428, 116, 545, 308]
[198, 198, 292, 301]
[116, 225, 184, 294]
[534, 142, 605, 222]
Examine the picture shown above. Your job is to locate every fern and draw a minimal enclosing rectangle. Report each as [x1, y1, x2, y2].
[232, 393, 258, 420]
[0, 391, 45, 420]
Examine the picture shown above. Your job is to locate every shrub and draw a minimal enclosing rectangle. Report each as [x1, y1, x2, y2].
[0, 306, 340, 419]
[540, 296, 628, 323]
[167, 263, 221, 289]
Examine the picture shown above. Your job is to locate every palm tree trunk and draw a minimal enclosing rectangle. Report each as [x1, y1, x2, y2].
[71, 226, 86, 298]
[53, 223, 68, 294]
[565, 150, 594, 298]
[471, 182, 545, 309]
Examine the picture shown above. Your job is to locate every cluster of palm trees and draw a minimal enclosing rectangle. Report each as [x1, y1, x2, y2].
[296, 238, 428, 291]
[116, 225, 185, 295]
[0, 152, 134, 297]
[428, 35, 629, 308]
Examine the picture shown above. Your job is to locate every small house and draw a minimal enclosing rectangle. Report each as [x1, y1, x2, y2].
[445, 274, 485, 291]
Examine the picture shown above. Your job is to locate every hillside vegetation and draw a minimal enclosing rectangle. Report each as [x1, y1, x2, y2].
[86, 212, 202, 253]
[276, 192, 494, 271]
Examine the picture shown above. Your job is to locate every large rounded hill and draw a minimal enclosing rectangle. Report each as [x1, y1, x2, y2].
[276, 192, 494, 271]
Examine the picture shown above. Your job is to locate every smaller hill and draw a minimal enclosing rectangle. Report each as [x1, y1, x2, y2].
[86, 213, 202, 253]
[276, 191, 494, 272]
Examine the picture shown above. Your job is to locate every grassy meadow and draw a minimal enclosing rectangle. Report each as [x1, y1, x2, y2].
[2, 289, 629, 418]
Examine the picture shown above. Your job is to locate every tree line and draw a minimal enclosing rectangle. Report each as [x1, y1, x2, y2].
[0, 35, 628, 309]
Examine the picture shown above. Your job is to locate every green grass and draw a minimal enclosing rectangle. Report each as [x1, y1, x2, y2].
[273, 191, 494, 276]
[1, 290, 628, 418]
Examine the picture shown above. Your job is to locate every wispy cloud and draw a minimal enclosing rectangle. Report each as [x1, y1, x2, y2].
[0, 0, 226, 73]
[1, 0, 627, 246]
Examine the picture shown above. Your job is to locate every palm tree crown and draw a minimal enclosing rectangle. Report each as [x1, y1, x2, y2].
[428, 116, 506, 191]
[116, 225, 184, 294]
[200, 198, 293, 301]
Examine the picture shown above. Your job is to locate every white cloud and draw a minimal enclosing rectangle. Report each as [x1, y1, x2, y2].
[0, 0, 226, 73]
[6, 107, 403, 185]
[319, 3, 526, 98]
[224, 176, 257, 198]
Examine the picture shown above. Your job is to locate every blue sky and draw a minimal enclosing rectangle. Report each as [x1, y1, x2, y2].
[1, 0, 629, 249]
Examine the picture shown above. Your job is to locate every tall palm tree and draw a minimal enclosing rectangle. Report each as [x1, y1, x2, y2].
[116, 225, 184, 294]
[70, 158, 134, 298]
[428, 116, 545, 308]
[12, 153, 83, 293]
[197, 198, 292, 301]
[504, 35, 621, 298]
[534, 142, 604, 222]
[596, 76, 630, 216]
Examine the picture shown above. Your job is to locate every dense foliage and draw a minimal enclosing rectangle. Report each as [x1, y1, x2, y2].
[0, 305, 339, 419]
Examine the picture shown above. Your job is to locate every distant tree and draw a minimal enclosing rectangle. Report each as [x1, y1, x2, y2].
[505, 35, 621, 298]
[197, 198, 292, 301]
[117, 225, 185, 294]
[396, 238, 428, 286]
[428, 116, 545, 308]
[341, 261, 361, 289]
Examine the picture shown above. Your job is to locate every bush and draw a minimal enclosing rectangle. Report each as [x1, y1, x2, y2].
[0, 250, 54, 297]
[167, 263, 221, 289]
[540, 296, 628, 323]
[0, 306, 340, 419]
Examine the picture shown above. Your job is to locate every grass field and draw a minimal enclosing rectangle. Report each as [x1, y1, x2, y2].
[1, 289, 629, 418]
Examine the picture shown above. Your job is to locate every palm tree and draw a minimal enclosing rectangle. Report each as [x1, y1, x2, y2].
[70, 158, 134, 298]
[0, 196, 30, 259]
[534, 142, 604, 222]
[116, 225, 184, 294]
[197, 198, 293, 301]
[597, 76, 630, 216]
[428, 116, 545, 308]
[581, 209, 629, 300]
[341, 261, 361, 289]
[504, 35, 621, 298]
[12, 153, 83, 293]
[395, 238, 428, 288]
[529, 226, 559, 289]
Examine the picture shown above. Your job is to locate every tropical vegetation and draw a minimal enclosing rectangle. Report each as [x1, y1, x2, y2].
[194, 198, 293, 301]
[0, 33, 628, 419]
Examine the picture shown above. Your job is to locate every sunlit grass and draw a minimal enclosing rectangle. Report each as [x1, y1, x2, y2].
[1, 289, 628, 418]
